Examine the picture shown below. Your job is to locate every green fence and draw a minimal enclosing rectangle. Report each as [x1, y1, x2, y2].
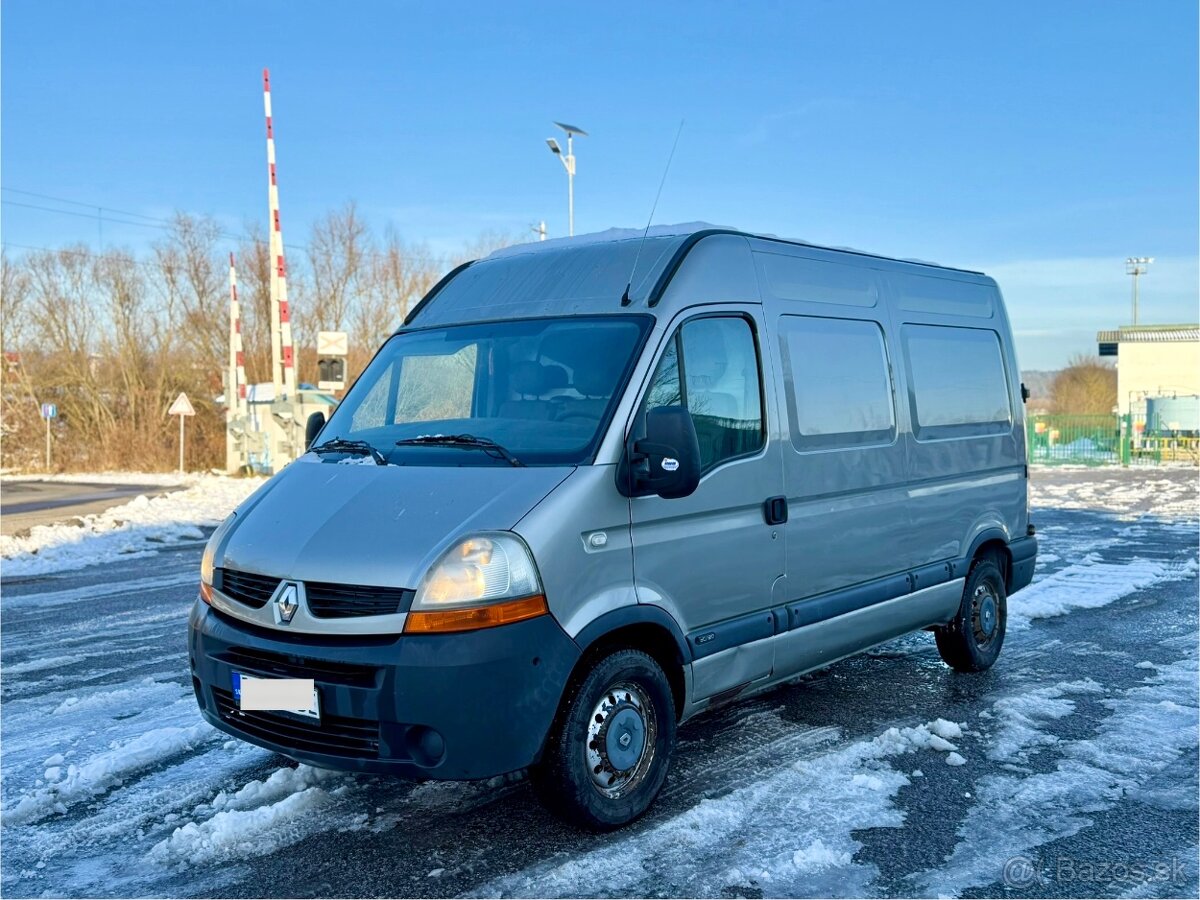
[1026, 414, 1200, 466]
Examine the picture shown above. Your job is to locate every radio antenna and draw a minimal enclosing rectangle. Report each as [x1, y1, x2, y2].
[621, 118, 685, 306]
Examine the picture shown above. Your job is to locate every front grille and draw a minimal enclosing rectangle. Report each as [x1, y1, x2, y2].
[217, 569, 278, 609]
[213, 686, 380, 758]
[217, 645, 379, 688]
[306, 581, 414, 619]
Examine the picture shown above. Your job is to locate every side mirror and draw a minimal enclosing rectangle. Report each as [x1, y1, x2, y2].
[619, 405, 701, 499]
[305, 411, 326, 450]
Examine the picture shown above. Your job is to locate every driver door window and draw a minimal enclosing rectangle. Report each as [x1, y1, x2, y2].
[643, 316, 765, 472]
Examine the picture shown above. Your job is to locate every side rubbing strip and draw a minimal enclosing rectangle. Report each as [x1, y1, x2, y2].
[687, 556, 978, 655]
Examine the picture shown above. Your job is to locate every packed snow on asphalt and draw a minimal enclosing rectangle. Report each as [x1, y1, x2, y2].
[1, 467, 1196, 898]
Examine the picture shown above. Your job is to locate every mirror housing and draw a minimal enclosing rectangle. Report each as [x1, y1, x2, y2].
[619, 405, 701, 499]
[305, 411, 326, 450]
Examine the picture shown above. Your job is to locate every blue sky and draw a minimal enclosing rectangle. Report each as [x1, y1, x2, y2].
[3, 0, 1196, 369]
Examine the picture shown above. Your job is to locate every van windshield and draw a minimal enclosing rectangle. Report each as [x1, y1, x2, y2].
[319, 316, 650, 466]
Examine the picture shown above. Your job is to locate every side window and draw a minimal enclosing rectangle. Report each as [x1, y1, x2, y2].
[642, 316, 765, 472]
[901, 324, 1011, 439]
[780, 316, 895, 451]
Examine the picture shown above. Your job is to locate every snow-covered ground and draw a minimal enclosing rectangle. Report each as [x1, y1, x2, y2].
[0, 474, 263, 578]
[1, 466, 1196, 898]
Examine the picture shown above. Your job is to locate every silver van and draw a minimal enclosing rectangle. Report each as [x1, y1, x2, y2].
[191, 226, 1037, 829]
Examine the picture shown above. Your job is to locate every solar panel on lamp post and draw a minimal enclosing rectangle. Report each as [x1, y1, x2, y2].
[546, 122, 587, 237]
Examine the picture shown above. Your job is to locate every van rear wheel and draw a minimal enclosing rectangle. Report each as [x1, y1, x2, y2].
[531, 648, 676, 830]
[936, 559, 1007, 672]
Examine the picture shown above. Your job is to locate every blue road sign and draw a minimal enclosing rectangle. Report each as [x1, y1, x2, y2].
[41, 403, 57, 420]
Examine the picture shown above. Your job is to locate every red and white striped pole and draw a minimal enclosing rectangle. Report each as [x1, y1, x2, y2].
[228, 253, 247, 422]
[263, 68, 296, 405]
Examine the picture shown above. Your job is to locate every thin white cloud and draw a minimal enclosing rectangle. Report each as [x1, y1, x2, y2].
[965, 255, 1199, 369]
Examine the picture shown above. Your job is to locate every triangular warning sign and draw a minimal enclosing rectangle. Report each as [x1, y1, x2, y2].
[168, 392, 196, 416]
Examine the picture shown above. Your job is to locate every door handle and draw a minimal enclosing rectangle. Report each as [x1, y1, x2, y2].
[764, 496, 788, 525]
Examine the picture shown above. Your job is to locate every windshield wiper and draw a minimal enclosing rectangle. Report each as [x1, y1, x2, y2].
[310, 438, 387, 466]
[395, 434, 524, 467]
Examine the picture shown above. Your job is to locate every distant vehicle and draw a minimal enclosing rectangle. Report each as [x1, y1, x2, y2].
[190, 226, 1037, 829]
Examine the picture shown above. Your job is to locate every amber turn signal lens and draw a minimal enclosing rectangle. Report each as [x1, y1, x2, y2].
[199, 581, 213, 605]
[404, 594, 548, 634]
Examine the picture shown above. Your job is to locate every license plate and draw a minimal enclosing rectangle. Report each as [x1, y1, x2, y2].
[232, 672, 320, 721]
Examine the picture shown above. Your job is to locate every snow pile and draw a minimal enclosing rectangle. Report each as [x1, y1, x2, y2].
[207, 764, 338, 813]
[469, 717, 967, 898]
[1, 472, 191, 486]
[1008, 555, 1195, 622]
[0, 474, 263, 577]
[149, 785, 335, 867]
[1, 722, 217, 825]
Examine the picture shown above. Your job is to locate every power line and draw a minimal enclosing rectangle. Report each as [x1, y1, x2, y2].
[2, 187, 460, 266]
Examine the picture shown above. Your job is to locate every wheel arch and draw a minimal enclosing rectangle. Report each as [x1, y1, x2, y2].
[967, 529, 1012, 590]
[570, 606, 691, 721]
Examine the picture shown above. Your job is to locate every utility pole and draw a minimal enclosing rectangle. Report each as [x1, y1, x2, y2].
[546, 122, 587, 237]
[1125, 257, 1154, 325]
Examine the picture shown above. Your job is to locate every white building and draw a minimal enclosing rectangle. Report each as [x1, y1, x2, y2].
[1097, 324, 1200, 417]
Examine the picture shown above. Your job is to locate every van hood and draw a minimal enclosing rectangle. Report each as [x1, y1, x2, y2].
[218, 458, 573, 589]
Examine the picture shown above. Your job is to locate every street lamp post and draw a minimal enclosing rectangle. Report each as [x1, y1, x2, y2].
[546, 122, 587, 236]
[1125, 256, 1154, 325]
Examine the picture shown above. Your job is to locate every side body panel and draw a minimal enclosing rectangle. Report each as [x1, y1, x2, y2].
[884, 268, 1028, 567]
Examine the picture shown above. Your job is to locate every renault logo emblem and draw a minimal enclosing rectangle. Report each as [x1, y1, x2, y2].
[273, 582, 300, 625]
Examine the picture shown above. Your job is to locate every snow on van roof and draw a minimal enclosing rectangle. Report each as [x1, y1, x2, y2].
[487, 224, 966, 274]
[484, 223, 733, 259]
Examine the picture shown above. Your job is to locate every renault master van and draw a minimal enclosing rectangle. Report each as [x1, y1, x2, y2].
[190, 226, 1037, 829]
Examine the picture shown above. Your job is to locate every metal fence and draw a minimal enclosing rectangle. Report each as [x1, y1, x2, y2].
[1026, 414, 1200, 466]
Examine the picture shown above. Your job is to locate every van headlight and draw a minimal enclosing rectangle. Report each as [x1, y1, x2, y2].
[406, 533, 546, 633]
[199, 513, 236, 604]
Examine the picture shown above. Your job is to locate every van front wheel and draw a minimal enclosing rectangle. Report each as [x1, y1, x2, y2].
[531, 649, 676, 830]
[936, 559, 1007, 672]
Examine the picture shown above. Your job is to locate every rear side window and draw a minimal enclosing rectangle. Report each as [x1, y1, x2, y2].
[642, 316, 765, 472]
[780, 315, 895, 451]
[902, 324, 1011, 439]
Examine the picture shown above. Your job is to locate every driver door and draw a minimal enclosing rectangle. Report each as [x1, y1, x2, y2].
[627, 309, 786, 701]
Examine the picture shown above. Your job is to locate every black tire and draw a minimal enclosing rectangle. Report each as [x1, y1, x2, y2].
[936, 559, 1007, 672]
[531, 648, 676, 830]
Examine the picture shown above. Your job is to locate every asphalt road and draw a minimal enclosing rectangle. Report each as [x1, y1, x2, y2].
[1, 467, 1196, 898]
[0, 480, 183, 535]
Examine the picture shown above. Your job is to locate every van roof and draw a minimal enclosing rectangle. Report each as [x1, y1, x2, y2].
[405, 224, 986, 328]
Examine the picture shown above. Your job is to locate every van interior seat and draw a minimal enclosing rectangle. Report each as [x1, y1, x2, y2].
[499, 361, 568, 420]
[553, 359, 617, 423]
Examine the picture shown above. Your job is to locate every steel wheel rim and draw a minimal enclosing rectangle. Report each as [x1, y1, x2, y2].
[585, 681, 658, 798]
[971, 582, 1000, 648]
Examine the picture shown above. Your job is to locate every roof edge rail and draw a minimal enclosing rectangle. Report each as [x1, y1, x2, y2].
[644, 229, 742, 308]
[401, 260, 476, 328]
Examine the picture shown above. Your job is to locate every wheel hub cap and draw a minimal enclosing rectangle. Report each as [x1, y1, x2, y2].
[979, 594, 997, 636]
[585, 682, 658, 798]
[604, 707, 645, 771]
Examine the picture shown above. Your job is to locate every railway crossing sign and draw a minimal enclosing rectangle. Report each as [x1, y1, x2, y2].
[317, 331, 348, 391]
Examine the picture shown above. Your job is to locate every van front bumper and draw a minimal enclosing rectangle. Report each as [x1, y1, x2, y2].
[188, 601, 580, 780]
